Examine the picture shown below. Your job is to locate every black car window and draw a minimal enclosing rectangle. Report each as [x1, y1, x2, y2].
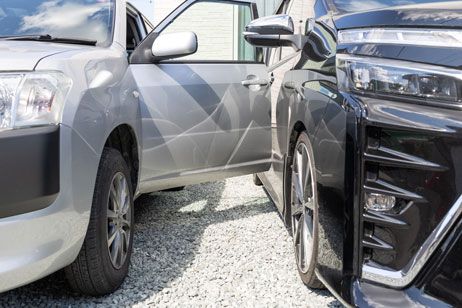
[301, 23, 336, 76]
[126, 12, 143, 53]
[142, 16, 154, 34]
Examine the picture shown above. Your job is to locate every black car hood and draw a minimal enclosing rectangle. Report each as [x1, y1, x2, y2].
[334, 2, 462, 30]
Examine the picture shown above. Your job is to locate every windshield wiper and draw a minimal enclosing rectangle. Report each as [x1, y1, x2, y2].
[0, 34, 97, 46]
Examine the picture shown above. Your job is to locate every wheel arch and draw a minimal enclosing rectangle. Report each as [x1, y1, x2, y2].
[287, 112, 348, 295]
[288, 121, 308, 156]
[284, 120, 326, 228]
[104, 124, 140, 193]
[284, 124, 325, 288]
[283, 121, 308, 227]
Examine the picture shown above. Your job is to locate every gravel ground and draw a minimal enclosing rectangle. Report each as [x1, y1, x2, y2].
[0, 175, 341, 307]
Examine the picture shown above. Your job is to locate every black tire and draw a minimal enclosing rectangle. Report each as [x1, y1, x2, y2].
[286, 132, 323, 289]
[253, 174, 263, 186]
[65, 148, 135, 296]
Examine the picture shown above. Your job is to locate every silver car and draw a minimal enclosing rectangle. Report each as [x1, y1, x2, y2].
[0, 0, 272, 295]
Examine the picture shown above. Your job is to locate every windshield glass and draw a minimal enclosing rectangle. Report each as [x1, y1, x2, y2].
[330, 0, 458, 13]
[0, 0, 115, 46]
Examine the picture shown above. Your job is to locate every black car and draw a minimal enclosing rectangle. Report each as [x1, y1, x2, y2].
[244, 0, 462, 306]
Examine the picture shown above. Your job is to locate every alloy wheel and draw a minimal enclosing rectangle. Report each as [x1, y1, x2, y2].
[107, 172, 132, 269]
[291, 142, 316, 274]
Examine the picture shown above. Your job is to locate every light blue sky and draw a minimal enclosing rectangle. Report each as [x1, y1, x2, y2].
[129, 0, 155, 22]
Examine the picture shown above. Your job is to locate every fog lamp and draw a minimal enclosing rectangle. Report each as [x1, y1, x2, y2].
[365, 193, 396, 211]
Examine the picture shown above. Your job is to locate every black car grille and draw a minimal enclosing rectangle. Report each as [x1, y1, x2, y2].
[360, 125, 459, 272]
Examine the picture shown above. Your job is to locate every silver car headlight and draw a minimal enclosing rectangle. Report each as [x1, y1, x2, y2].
[0, 72, 72, 130]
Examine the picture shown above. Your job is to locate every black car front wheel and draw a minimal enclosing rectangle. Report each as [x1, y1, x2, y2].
[288, 132, 323, 289]
[65, 148, 134, 296]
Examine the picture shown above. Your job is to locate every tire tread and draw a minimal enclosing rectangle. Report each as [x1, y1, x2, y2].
[65, 148, 133, 296]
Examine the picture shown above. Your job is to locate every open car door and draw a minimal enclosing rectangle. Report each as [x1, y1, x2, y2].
[129, 0, 272, 190]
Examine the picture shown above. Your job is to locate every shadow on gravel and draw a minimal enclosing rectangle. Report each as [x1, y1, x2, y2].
[0, 180, 288, 306]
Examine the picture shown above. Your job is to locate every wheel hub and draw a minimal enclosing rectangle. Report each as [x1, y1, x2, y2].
[291, 143, 315, 274]
[107, 172, 131, 270]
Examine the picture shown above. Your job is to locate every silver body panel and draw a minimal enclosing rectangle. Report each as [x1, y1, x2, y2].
[0, 0, 271, 292]
[132, 63, 271, 192]
[0, 41, 84, 70]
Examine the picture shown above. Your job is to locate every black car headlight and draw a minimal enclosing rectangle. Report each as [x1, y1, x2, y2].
[338, 28, 462, 49]
[337, 54, 462, 105]
[337, 28, 462, 107]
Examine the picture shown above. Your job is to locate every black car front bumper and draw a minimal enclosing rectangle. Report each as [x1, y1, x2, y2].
[0, 126, 60, 218]
[420, 217, 462, 307]
[348, 94, 462, 307]
[352, 217, 461, 307]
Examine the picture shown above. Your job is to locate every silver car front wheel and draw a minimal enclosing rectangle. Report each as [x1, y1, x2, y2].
[66, 148, 134, 296]
[107, 172, 132, 270]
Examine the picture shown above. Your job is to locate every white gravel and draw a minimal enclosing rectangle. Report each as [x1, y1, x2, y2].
[0, 175, 341, 307]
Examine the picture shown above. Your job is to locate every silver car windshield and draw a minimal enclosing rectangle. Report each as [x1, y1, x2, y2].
[0, 0, 115, 46]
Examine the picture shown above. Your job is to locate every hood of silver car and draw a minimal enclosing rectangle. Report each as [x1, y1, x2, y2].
[0, 41, 84, 71]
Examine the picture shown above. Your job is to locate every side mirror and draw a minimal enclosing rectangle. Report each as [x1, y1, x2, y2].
[151, 31, 198, 62]
[244, 14, 306, 50]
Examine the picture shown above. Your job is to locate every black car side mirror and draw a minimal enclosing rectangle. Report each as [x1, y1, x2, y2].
[244, 14, 308, 51]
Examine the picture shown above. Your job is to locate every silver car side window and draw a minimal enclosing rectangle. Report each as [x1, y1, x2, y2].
[162, 1, 256, 62]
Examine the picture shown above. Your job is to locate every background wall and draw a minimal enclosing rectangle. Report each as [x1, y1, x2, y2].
[255, 0, 281, 16]
[130, 0, 283, 25]
[129, 0, 156, 21]
[163, 2, 255, 61]
[152, 0, 182, 24]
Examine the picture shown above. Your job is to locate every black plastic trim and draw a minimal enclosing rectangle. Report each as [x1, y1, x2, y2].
[0, 126, 60, 218]
[151, 60, 265, 65]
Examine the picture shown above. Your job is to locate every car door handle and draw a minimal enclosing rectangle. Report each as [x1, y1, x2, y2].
[242, 79, 270, 87]
[284, 81, 306, 100]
